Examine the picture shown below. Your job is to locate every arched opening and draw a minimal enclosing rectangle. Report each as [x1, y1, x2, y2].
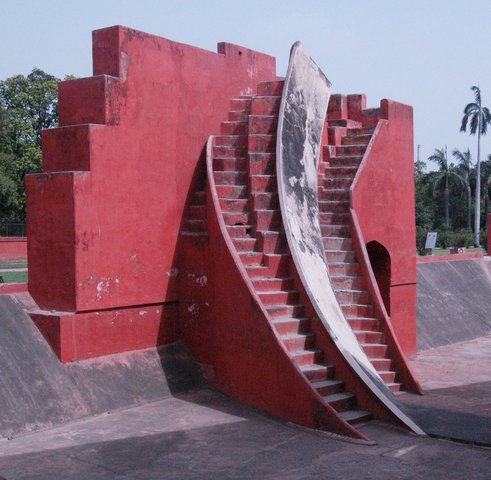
[366, 241, 391, 315]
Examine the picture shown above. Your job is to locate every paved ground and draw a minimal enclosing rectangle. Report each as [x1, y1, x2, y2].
[0, 335, 490, 479]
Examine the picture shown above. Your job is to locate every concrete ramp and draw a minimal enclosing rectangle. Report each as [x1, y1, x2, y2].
[416, 259, 491, 351]
[0, 295, 201, 438]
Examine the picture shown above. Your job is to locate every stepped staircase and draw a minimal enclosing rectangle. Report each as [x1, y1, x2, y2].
[209, 80, 373, 430]
[319, 110, 417, 393]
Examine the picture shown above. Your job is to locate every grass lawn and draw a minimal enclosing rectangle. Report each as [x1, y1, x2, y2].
[0, 270, 28, 283]
[420, 247, 487, 257]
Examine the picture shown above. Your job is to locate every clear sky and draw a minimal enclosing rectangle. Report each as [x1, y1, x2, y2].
[2, 0, 490, 169]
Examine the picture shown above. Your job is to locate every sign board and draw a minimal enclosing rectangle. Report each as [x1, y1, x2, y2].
[425, 232, 437, 249]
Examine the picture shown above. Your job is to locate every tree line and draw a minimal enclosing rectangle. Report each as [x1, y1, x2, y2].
[0, 69, 73, 223]
[416, 86, 491, 253]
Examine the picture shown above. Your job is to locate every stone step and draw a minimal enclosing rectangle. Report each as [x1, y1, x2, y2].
[323, 176, 354, 189]
[361, 343, 388, 358]
[216, 184, 248, 199]
[257, 290, 300, 306]
[215, 134, 247, 147]
[281, 332, 315, 351]
[321, 224, 351, 237]
[291, 349, 324, 366]
[341, 304, 374, 317]
[252, 192, 279, 210]
[213, 157, 247, 171]
[214, 171, 248, 185]
[249, 134, 276, 153]
[325, 250, 356, 263]
[323, 236, 353, 250]
[329, 262, 361, 276]
[346, 317, 379, 331]
[328, 154, 363, 168]
[335, 289, 370, 305]
[338, 409, 372, 425]
[228, 110, 249, 122]
[249, 153, 275, 175]
[230, 97, 252, 111]
[266, 304, 305, 318]
[249, 115, 278, 135]
[330, 275, 365, 290]
[257, 80, 285, 96]
[251, 96, 281, 115]
[189, 204, 206, 219]
[353, 330, 384, 344]
[252, 277, 295, 291]
[327, 119, 362, 128]
[273, 316, 311, 335]
[301, 363, 336, 382]
[341, 134, 371, 146]
[318, 200, 350, 213]
[214, 144, 247, 158]
[311, 379, 346, 396]
[250, 174, 277, 193]
[324, 392, 357, 411]
[220, 121, 248, 136]
[239, 251, 263, 266]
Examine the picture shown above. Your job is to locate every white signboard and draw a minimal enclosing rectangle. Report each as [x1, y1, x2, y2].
[425, 232, 437, 249]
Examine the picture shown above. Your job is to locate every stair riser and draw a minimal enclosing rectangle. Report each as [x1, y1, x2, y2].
[321, 224, 351, 236]
[215, 185, 248, 199]
[257, 81, 284, 96]
[253, 278, 295, 291]
[267, 305, 305, 318]
[230, 98, 252, 111]
[354, 331, 384, 343]
[239, 252, 263, 266]
[249, 134, 276, 153]
[189, 205, 206, 220]
[319, 190, 350, 201]
[335, 291, 370, 305]
[191, 191, 205, 205]
[341, 135, 371, 146]
[250, 175, 277, 193]
[213, 158, 247, 171]
[329, 156, 362, 168]
[303, 365, 336, 382]
[327, 395, 356, 412]
[347, 127, 375, 136]
[249, 115, 278, 134]
[323, 177, 353, 189]
[256, 210, 282, 231]
[223, 212, 250, 226]
[388, 383, 402, 393]
[213, 145, 247, 158]
[347, 318, 379, 331]
[318, 201, 350, 213]
[323, 237, 353, 250]
[233, 238, 257, 252]
[183, 220, 207, 233]
[282, 335, 315, 351]
[325, 250, 356, 263]
[227, 226, 253, 238]
[341, 305, 374, 317]
[258, 291, 299, 306]
[292, 350, 324, 366]
[335, 145, 366, 156]
[329, 264, 361, 276]
[258, 233, 286, 254]
[228, 111, 249, 122]
[327, 119, 362, 128]
[314, 382, 345, 396]
[372, 358, 393, 370]
[263, 254, 290, 275]
[219, 198, 249, 211]
[221, 122, 248, 136]
[215, 135, 247, 147]
[252, 193, 279, 210]
[249, 153, 275, 175]
[324, 166, 358, 177]
[362, 344, 388, 358]
[331, 277, 366, 290]
[214, 171, 248, 185]
[379, 371, 397, 383]
[273, 318, 311, 335]
[251, 96, 281, 115]
[319, 213, 350, 224]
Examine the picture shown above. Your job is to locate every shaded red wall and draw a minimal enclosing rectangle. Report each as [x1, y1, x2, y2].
[352, 99, 417, 355]
[27, 26, 276, 315]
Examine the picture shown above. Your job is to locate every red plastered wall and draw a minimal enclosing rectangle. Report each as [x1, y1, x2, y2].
[352, 100, 417, 355]
[27, 26, 276, 313]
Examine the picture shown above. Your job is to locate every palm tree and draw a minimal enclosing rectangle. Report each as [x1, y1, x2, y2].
[452, 148, 473, 229]
[460, 85, 491, 245]
[428, 147, 465, 226]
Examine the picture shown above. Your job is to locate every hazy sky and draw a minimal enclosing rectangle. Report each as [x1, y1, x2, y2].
[2, 0, 490, 169]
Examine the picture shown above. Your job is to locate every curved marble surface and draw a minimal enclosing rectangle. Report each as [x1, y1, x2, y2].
[276, 42, 423, 435]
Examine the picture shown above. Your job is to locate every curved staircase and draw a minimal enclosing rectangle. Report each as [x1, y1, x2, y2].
[209, 81, 374, 434]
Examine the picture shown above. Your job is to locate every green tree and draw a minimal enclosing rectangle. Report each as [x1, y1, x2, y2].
[460, 85, 491, 245]
[452, 148, 473, 229]
[0, 68, 61, 221]
[428, 147, 464, 226]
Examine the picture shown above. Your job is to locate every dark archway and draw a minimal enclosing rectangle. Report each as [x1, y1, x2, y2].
[366, 241, 391, 315]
